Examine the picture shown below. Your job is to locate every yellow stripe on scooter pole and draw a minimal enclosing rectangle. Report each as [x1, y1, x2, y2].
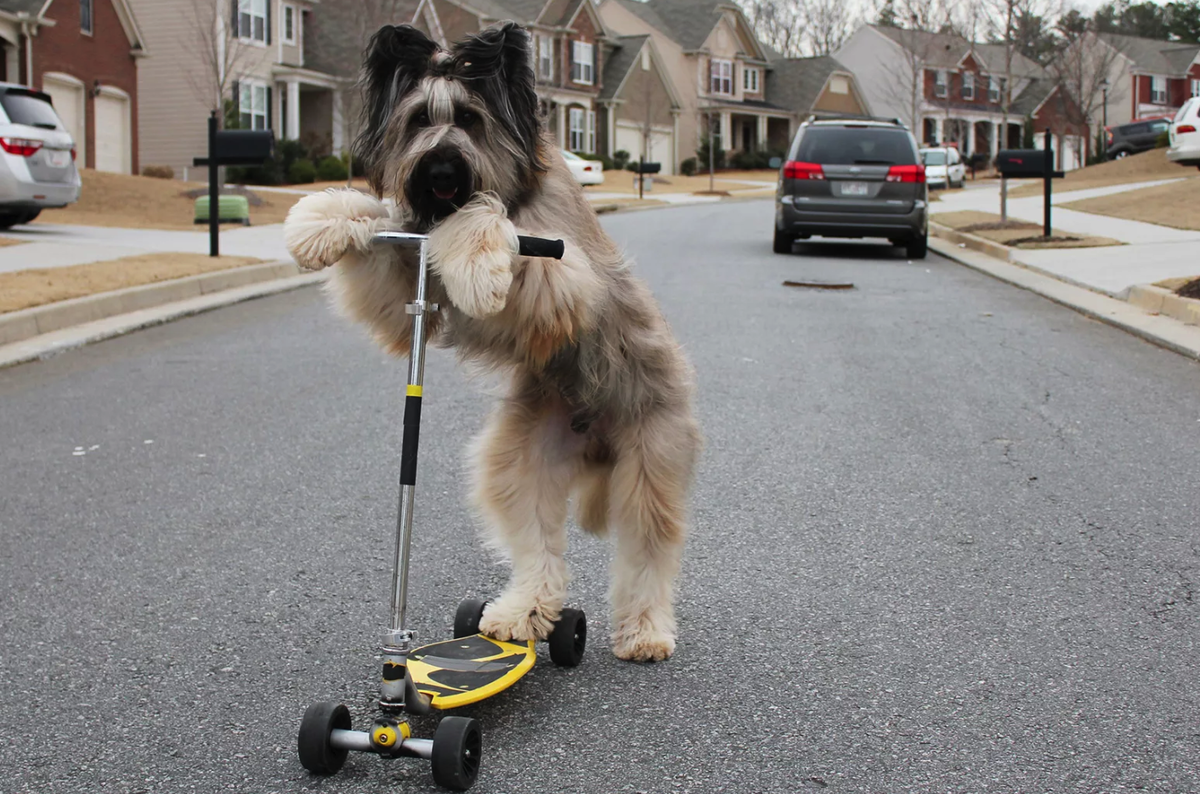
[407, 385, 423, 397]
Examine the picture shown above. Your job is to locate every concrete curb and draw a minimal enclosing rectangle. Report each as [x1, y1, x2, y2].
[0, 261, 304, 347]
[1127, 284, 1200, 326]
[0, 269, 326, 370]
[929, 238, 1200, 363]
[929, 221, 1015, 263]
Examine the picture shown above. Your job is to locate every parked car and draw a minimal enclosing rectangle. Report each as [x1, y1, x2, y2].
[0, 82, 80, 229]
[1167, 97, 1200, 170]
[774, 117, 928, 259]
[920, 146, 965, 189]
[1105, 116, 1172, 159]
[561, 150, 604, 186]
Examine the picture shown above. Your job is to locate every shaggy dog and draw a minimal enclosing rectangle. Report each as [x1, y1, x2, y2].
[283, 22, 700, 662]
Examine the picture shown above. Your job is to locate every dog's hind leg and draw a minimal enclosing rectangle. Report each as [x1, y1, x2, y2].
[472, 387, 580, 642]
[608, 410, 700, 662]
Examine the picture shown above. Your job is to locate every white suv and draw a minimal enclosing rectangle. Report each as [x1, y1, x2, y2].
[1167, 97, 1200, 170]
[0, 81, 81, 229]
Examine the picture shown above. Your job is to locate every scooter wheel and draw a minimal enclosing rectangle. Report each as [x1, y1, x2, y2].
[548, 607, 586, 667]
[453, 598, 489, 639]
[431, 716, 482, 790]
[297, 701, 351, 774]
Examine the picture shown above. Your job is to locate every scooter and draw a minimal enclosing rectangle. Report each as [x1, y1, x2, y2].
[296, 231, 588, 791]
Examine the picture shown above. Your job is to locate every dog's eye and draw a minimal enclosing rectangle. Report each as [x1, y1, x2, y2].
[414, 111, 431, 128]
[456, 110, 477, 129]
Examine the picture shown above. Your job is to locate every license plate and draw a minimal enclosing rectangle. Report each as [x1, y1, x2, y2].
[841, 182, 869, 197]
[46, 149, 70, 167]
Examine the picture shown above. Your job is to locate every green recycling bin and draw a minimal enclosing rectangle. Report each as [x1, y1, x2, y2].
[194, 195, 251, 226]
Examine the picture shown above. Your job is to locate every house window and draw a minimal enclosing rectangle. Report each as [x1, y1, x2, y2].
[282, 4, 296, 44]
[240, 81, 269, 130]
[1151, 75, 1167, 104]
[830, 75, 849, 94]
[239, 0, 267, 43]
[641, 48, 650, 71]
[586, 110, 595, 153]
[710, 59, 732, 95]
[989, 77, 1001, 102]
[934, 70, 947, 98]
[743, 66, 760, 93]
[81, 0, 93, 35]
[539, 36, 553, 80]
[571, 41, 594, 85]
[962, 72, 975, 100]
[569, 107, 585, 150]
[1193, 78, 1200, 97]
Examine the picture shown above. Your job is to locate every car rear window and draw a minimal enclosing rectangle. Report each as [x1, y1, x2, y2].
[793, 127, 916, 166]
[922, 150, 947, 166]
[0, 90, 62, 130]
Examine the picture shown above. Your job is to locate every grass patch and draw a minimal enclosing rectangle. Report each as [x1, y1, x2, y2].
[0, 253, 262, 313]
[933, 210, 1122, 249]
[1009, 148, 1193, 198]
[36, 169, 302, 231]
[1060, 177, 1200, 231]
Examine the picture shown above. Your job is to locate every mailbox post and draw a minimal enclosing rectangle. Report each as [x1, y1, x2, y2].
[193, 112, 274, 256]
[994, 127, 1065, 238]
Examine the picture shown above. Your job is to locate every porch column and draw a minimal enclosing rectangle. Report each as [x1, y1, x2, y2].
[993, 121, 1001, 156]
[931, 117, 941, 144]
[967, 119, 976, 156]
[720, 111, 732, 151]
[757, 115, 768, 150]
[287, 80, 301, 141]
[332, 92, 345, 153]
[556, 103, 566, 149]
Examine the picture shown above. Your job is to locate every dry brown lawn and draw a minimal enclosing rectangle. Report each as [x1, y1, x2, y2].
[932, 210, 1122, 249]
[35, 169, 302, 231]
[0, 235, 26, 247]
[1009, 148, 1194, 198]
[1060, 177, 1200, 231]
[0, 253, 261, 313]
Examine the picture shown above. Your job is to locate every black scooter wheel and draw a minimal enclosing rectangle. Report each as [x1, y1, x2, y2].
[453, 598, 489, 639]
[431, 716, 482, 790]
[297, 701, 351, 774]
[548, 607, 586, 667]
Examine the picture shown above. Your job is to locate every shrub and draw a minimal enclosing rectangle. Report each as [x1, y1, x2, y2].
[695, 138, 726, 172]
[142, 165, 174, 179]
[612, 149, 631, 170]
[228, 138, 312, 186]
[316, 155, 349, 182]
[288, 158, 317, 184]
[1156, 130, 1170, 148]
[680, 157, 697, 176]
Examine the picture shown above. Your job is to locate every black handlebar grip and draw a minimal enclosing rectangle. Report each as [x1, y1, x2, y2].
[517, 235, 565, 259]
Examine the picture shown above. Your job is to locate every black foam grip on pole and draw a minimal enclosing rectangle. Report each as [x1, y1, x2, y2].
[517, 236, 565, 260]
[399, 394, 422, 486]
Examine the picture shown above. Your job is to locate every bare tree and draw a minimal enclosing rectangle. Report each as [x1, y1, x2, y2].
[872, 0, 956, 136]
[743, 0, 854, 57]
[181, 0, 257, 127]
[1048, 25, 1126, 162]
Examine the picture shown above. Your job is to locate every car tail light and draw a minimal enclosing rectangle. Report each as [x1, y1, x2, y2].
[1177, 125, 1197, 134]
[885, 164, 926, 183]
[0, 137, 43, 157]
[583, 165, 593, 171]
[70, 146, 76, 161]
[783, 160, 825, 180]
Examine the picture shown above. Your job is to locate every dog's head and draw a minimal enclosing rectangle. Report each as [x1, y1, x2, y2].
[353, 22, 548, 229]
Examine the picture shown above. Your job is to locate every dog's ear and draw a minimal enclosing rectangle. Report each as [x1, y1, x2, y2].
[355, 25, 440, 189]
[453, 22, 544, 168]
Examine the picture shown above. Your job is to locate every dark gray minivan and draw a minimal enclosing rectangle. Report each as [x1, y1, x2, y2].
[774, 118, 928, 259]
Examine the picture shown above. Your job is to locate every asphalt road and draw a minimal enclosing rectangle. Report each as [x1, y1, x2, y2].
[3, 200, 1200, 794]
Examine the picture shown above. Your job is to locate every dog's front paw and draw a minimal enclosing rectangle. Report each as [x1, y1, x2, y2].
[612, 622, 676, 662]
[427, 193, 517, 318]
[479, 596, 560, 642]
[284, 189, 390, 271]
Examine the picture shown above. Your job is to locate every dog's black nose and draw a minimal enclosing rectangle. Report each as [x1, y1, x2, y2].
[428, 160, 459, 190]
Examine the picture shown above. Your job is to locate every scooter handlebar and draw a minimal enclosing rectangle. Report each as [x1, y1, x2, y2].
[517, 235, 565, 260]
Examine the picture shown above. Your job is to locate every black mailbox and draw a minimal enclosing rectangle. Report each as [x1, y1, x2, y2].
[194, 129, 274, 167]
[994, 149, 1048, 178]
[629, 161, 661, 175]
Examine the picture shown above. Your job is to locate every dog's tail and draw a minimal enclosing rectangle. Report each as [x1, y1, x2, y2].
[573, 464, 611, 536]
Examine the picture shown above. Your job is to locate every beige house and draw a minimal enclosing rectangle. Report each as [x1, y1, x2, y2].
[597, 34, 681, 172]
[129, 0, 342, 178]
[598, 0, 791, 167]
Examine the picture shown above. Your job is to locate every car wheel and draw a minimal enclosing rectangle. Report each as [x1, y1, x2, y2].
[1114, 150, 1129, 159]
[906, 233, 928, 260]
[19, 209, 40, 224]
[0, 212, 23, 230]
[773, 228, 795, 254]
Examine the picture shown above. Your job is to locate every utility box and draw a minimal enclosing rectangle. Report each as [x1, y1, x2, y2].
[994, 149, 1049, 178]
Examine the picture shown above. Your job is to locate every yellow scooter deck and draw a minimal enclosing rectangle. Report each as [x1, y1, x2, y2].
[408, 634, 535, 710]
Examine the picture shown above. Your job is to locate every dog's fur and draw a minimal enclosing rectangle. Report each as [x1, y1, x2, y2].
[283, 22, 700, 661]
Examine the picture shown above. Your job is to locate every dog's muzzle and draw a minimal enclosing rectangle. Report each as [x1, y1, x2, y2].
[409, 150, 473, 222]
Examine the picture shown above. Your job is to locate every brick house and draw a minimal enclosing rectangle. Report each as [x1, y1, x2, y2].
[128, 0, 342, 179]
[0, 0, 146, 174]
[1082, 33, 1200, 128]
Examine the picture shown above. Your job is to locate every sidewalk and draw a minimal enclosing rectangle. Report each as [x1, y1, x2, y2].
[931, 178, 1200, 297]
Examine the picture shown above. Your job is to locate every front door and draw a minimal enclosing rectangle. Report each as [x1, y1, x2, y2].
[742, 121, 755, 152]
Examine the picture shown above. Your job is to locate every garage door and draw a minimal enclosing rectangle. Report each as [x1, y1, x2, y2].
[42, 76, 85, 164]
[94, 92, 131, 174]
[615, 122, 675, 175]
